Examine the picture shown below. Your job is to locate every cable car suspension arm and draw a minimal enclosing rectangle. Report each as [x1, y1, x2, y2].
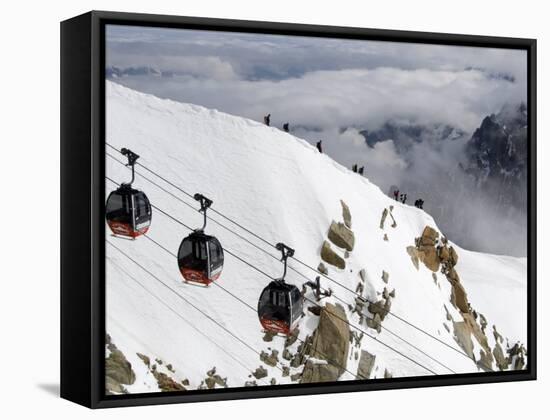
[120, 147, 140, 187]
[194, 193, 213, 231]
[275, 242, 294, 281]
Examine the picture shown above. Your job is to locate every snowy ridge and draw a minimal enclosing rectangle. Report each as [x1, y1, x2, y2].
[105, 81, 527, 393]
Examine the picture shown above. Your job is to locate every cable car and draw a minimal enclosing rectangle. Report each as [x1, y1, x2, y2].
[106, 148, 152, 238]
[258, 243, 304, 335]
[177, 194, 224, 286]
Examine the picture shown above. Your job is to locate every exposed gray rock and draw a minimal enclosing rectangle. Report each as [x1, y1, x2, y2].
[252, 366, 268, 379]
[282, 349, 293, 361]
[453, 321, 475, 359]
[321, 241, 346, 269]
[260, 350, 279, 367]
[380, 208, 388, 229]
[341, 200, 352, 229]
[450, 278, 469, 314]
[290, 372, 302, 382]
[262, 330, 277, 342]
[493, 342, 509, 371]
[301, 304, 350, 383]
[357, 350, 376, 379]
[366, 313, 382, 333]
[105, 337, 135, 394]
[327, 221, 355, 251]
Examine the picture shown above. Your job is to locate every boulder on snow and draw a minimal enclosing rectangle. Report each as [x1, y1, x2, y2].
[321, 241, 346, 269]
[253, 366, 268, 380]
[327, 221, 355, 251]
[357, 350, 376, 380]
[341, 200, 352, 229]
[317, 262, 328, 275]
[301, 303, 350, 383]
[380, 208, 388, 230]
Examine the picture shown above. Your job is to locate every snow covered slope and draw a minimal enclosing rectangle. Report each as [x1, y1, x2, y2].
[105, 81, 527, 393]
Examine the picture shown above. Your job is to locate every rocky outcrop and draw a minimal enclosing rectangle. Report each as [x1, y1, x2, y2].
[301, 360, 340, 383]
[105, 334, 135, 395]
[301, 303, 350, 383]
[341, 200, 352, 229]
[493, 342, 509, 371]
[321, 241, 345, 269]
[453, 312, 494, 370]
[452, 321, 475, 359]
[450, 277, 469, 314]
[357, 350, 376, 379]
[380, 208, 388, 229]
[507, 343, 527, 370]
[407, 225, 525, 372]
[260, 350, 279, 367]
[155, 370, 186, 392]
[253, 366, 268, 380]
[415, 226, 441, 272]
[203, 367, 227, 389]
[327, 221, 355, 251]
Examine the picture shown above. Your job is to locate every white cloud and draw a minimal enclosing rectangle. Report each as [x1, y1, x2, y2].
[112, 66, 524, 133]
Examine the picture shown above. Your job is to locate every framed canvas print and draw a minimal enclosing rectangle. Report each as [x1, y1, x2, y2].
[60, 11, 536, 408]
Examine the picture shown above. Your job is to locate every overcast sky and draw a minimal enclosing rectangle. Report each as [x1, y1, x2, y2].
[106, 25, 526, 132]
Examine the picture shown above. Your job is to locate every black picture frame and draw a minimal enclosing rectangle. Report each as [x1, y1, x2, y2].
[60, 10, 537, 409]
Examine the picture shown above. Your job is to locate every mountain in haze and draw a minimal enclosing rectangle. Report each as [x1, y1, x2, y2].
[106, 65, 170, 78]
[462, 103, 528, 212]
[355, 104, 527, 257]
[360, 121, 467, 155]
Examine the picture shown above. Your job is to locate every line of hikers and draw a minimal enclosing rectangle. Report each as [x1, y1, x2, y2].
[264, 114, 429, 211]
[351, 164, 365, 175]
[263, 114, 324, 155]
[392, 189, 425, 208]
